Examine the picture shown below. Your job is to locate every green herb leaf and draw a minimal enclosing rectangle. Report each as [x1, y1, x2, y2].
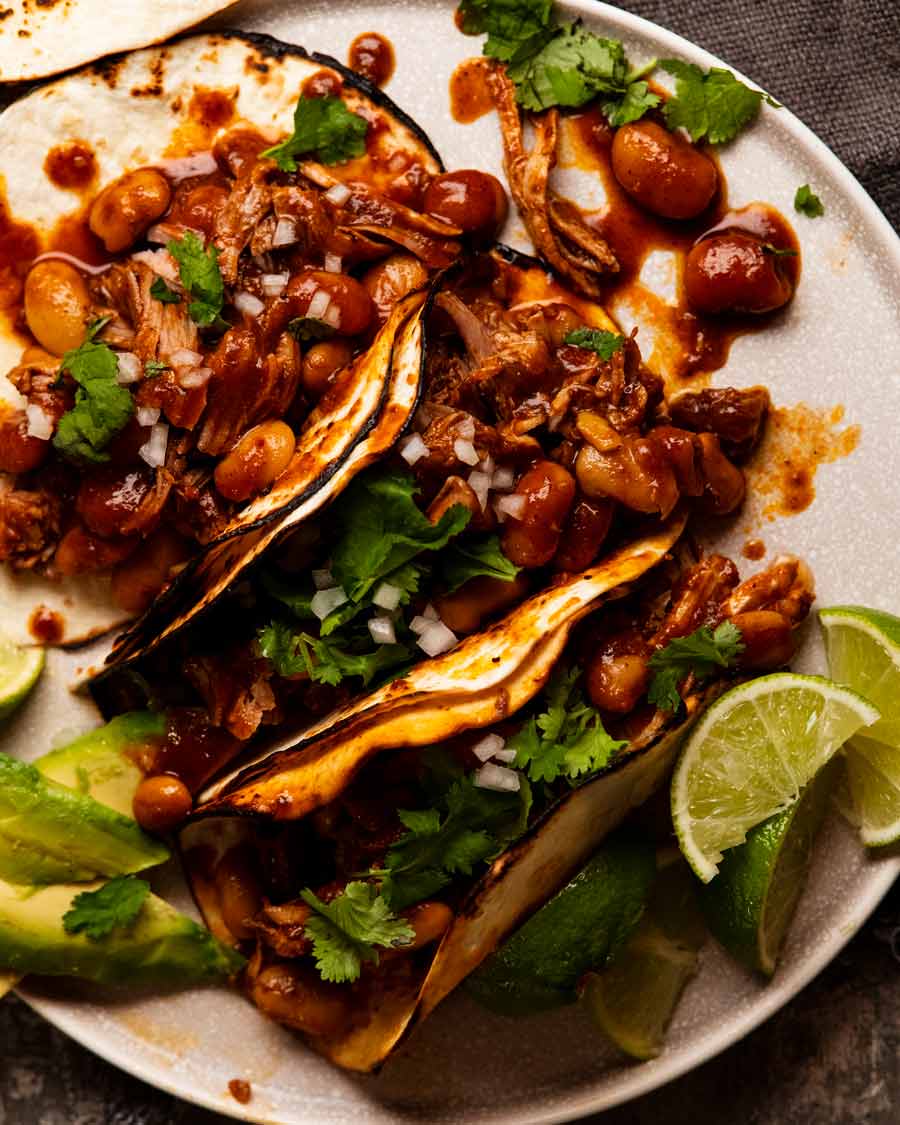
[286, 317, 336, 343]
[563, 327, 625, 359]
[647, 620, 745, 711]
[53, 320, 134, 464]
[794, 183, 824, 218]
[257, 621, 411, 687]
[143, 359, 170, 378]
[167, 231, 226, 328]
[660, 59, 776, 144]
[62, 875, 151, 941]
[302, 881, 414, 984]
[262, 95, 369, 172]
[603, 79, 660, 127]
[441, 534, 521, 594]
[149, 277, 181, 305]
[509, 667, 627, 784]
[458, 0, 553, 59]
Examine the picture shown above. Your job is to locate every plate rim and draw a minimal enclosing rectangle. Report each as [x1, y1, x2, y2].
[15, 0, 900, 1120]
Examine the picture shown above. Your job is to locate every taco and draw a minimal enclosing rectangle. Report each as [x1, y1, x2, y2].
[0, 30, 489, 644]
[182, 544, 814, 1071]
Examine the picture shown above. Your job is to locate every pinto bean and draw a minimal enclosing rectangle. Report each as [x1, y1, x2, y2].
[301, 338, 354, 400]
[53, 524, 137, 576]
[285, 270, 374, 337]
[88, 168, 171, 253]
[24, 261, 91, 356]
[213, 127, 268, 178]
[215, 846, 264, 942]
[0, 411, 49, 473]
[668, 386, 771, 461]
[611, 120, 718, 220]
[695, 433, 746, 514]
[249, 962, 353, 1038]
[575, 438, 679, 517]
[423, 169, 508, 240]
[132, 774, 192, 833]
[213, 421, 296, 502]
[554, 498, 614, 572]
[110, 527, 191, 614]
[361, 253, 429, 326]
[586, 643, 651, 714]
[401, 901, 454, 950]
[685, 231, 795, 314]
[436, 572, 531, 635]
[76, 466, 161, 539]
[500, 460, 576, 568]
[730, 610, 795, 669]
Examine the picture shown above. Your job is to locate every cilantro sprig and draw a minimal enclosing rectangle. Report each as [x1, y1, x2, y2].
[301, 882, 414, 983]
[660, 59, 778, 144]
[149, 277, 181, 305]
[262, 95, 369, 172]
[62, 875, 150, 941]
[563, 327, 625, 360]
[53, 319, 134, 464]
[794, 184, 824, 218]
[167, 232, 226, 328]
[647, 620, 745, 712]
[509, 667, 627, 784]
[258, 620, 411, 687]
[441, 534, 521, 593]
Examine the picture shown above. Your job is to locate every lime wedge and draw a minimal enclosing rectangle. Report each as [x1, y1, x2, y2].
[672, 673, 879, 882]
[700, 760, 834, 975]
[0, 638, 44, 725]
[820, 606, 900, 845]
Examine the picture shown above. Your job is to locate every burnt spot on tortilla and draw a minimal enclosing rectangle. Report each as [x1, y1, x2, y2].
[244, 54, 269, 78]
[17, 29, 29, 37]
[188, 86, 237, 130]
[0, 10, 13, 22]
[43, 139, 97, 192]
[130, 52, 167, 99]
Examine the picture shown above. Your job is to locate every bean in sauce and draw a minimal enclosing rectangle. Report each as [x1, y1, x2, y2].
[348, 33, 395, 87]
[28, 605, 64, 644]
[43, 140, 98, 192]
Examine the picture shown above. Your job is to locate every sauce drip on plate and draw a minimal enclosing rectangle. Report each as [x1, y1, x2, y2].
[348, 33, 395, 87]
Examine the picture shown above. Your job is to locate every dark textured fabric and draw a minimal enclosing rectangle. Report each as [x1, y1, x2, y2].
[619, 0, 900, 230]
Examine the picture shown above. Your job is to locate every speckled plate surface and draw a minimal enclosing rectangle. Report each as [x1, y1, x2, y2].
[6, 0, 900, 1121]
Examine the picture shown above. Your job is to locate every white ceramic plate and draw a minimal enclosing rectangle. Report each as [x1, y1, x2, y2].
[7, 1, 900, 1121]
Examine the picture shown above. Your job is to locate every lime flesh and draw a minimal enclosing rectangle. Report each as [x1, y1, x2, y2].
[0, 638, 44, 725]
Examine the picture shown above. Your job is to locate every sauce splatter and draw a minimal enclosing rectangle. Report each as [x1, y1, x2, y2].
[302, 68, 343, 98]
[449, 57, 494, 123]
[0, 185, 40, 310]
[43, 141, 97, 192]
[742, 537, 766, 560]
[748, 403, 861, 520]
[28, 605, 63, 644]
[228, 1079, 252, 1105]
[348, 33, 395, 87]
[188, 86, 236, 131]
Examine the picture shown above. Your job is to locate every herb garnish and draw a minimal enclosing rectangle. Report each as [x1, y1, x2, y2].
[167, 232, 226, 328]
[262, 95, 369, 172]
[301, 882, 414, 983]
[143, 359, 170, 378]
[563, 327, 625, 360]
[660, 60, 778, 144]
[63, 875, 151, 941]
[149, 277, 181, 305]
[794, 184, 824, 218]
[647, 621, 745, 712]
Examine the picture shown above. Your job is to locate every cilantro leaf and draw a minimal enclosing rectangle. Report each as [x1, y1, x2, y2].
[661, 60, 776, 144]
[509, 667, 627, 784]
[301, 882, 414, 984]
[262, 95, 369, 172]
[167, 232, 226, 328]
[563, 327, 625, 360]
[62, 875, 151, 941]
[794, 184, 824, 218]
[287, 317, 336, 343]
[647, 620, 745, 711]
[459, 0, 553, 60]
[603, 79, 660, 127]
[53, 320, 134, 464]
[330, 468, 471, 603]
[257, 621, 411, 687]
[149, 277, 181, 305]
[143, 359, 170, 378]
[441, 534, 521, 593]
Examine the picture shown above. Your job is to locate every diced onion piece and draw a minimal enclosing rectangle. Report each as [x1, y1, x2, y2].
[453, 438, 479, 466]
[156, 151, 218, 181]
[136, 405, 161, 427]
[132, 247, 180, 283]
[306, 289, 331, 321]
[261, 272, 289, 298]
[399, 433, 429, 465]
[416, 620, 458, 657]
[495, 493, 526, 521]
[312, 568, 335, 590]
[491, 466, 515, 491]
[138, 422, 169, 468]
[373, 582, 402, 611]
[423, 603, 440, 621]
[456, 416, 476, 441]
[493, 748, 518, 764]
[472, 733, 506, 763]
[324, 182, 352, 207]
[477, 454, 495, 475]
[272, 217, 298, 247]
[170, 348, 203, 368]
[324, 253, 342, 273]
[473, 763, 521, 793]
[368, 616, 397, 645]
[468, 469, 491, 510]
[234, 291, 265, 317]
[25, 403, 53, 440]
[178, 366, 211, 389]
[311, 586, 348, 620]
[115, 352, 142, 385]
[322, 302, 342, 330]
[410, 604, 440, 635]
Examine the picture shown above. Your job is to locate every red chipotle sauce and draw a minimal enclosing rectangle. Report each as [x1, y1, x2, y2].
[28, 605, 64, 643]
[449, 57, 494, 123]
[302, 68, 343, 98]
[43, 141, 98, 193]
[348, 33, 395, 87]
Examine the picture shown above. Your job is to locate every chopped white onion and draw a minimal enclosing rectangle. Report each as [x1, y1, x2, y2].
[234, 291, 265, 318]
[178, 366, 211, 389]
[312, 568, 335, 590]
[324, 182, 352, 207]
[453, 438, 479, 466]
[272, 217, 298, 247]
[170, 348, 203, 368]
[115, 352, 142, 385]
[423, 603, 440, 621]
[145, 222, 201, 246]
[324, 253, 343, 274]
[472, 733, 506, 763]
[373, 582, 402, 611]
[25, 402, 53, 440]
[409, 604, 441, 635]
[368, 616, 397, 645]
[468, 469, 492, 510]
[477, 453, 495, 475]
[495, 494, 526, 521]
[136, 405, 161, 427]
[491, 466, 515, 491]
[311, 585, 348, 620]
[492, 748, 518, 764]
[138, 422, 169, 468]
[322, 302, 342, 330]
[306, 289, 332, 321]
[156, 151, 218, 181]
[132, 247, 180, 283]
[261, 272, 290, 298]
[456, 416, 476, 441]
[416, 620, 458, 657]
[473, 762, 521, 793]
[399, 433, 429, 465]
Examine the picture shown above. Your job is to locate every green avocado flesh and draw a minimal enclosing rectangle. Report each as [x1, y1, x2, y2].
[0, 880, 244, 986]
[467, 832, 657, 1016]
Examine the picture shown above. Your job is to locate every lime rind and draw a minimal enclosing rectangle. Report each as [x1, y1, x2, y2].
[0, 641, 44, 725]
[672, 673, 880, 883]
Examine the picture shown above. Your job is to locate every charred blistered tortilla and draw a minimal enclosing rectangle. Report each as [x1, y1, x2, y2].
[0, 31, 461, 644]
[181, 545, 814, 1072]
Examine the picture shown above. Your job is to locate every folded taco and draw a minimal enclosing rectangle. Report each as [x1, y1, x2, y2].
[182, 543, 814, 1071]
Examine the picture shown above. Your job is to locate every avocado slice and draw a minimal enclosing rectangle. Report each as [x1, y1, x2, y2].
[0, 753, 168, 885]
[0, 879, 244, 986]
[35, 712, 165, 816]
